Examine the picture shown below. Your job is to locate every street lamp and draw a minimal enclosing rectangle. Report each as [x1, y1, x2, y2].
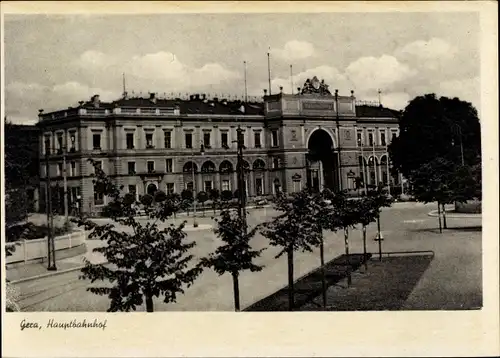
[234, 126, 247, 224]
[191, 141, 205, 228]
[45, 148, 57, 271]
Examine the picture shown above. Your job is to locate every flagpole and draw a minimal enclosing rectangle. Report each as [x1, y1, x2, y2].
[386, 143, 391, 196]
[290, 65, 294, 95]
[372, 137, 378, 187]
[244, 61, 248, 102]
[360, 138, 367, 193]
[267, 48, 272, 95]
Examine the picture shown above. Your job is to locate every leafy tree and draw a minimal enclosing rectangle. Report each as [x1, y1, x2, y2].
[140, 194, 154, 207]
[167, 193, 182, 218]
[326, 191, 361, 287]
[221, 190, 233, 203]
[181, 189, 194, 216]
[260, 190, 322, 310]
[197, 191, 209, 216]
[74, 160, 202, 312]
[389, 94, 481, 211]
[364, 189, 394, 259]
[209, 189, 220, 214]
[199, 208, 264, 311]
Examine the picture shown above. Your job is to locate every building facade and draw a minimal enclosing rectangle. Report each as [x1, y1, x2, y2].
[36, 77, 401, 214]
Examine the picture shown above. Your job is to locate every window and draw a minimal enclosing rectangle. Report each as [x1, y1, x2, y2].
[166, 183, 175, 194]
[164, 131, 172, 149]
[368, 132, 374, 146]
[145, 133, 154, 148]
[70, 162, 76, 177]
[204, 180, 213, 192]
[57, 134, 63, 153]
[381, 132, 386, 146]
[391, 131, 397, 142]
[272, 157, 280, 169]
[126, 133, 134, 149]
[271, 130, 279, 147]
[128, 185, 137, 199]
[70, 133, 76, 151]
[147, 161, 155, 173]
[165, 159, 173, 173]
[93, 134, 101, 150]
[185, 133, 192, 149]
[222, 180, 230, 191]
[94, 186, 104, 206]
[255, 178, 263, 196]
[221, 132, 228, 148]
[203, 132, 211, 148]
[254, 132, 261, 148]
[57, 163, 63, 176]
[94, 161, 102, 174]
[357, 130, 363, 146]
[44, 138, 51, 155]
[128, 162, 136, 175]
[186, 181, 194, 192]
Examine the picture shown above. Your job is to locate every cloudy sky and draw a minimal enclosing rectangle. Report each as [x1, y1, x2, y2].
[4, 12, 479, 124]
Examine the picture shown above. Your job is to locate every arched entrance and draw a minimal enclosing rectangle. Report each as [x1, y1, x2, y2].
[307, 129, 339, 191]
[147, 183, 157, 196]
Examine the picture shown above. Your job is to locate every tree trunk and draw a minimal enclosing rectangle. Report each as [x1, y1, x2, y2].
[362, 225, 368, 271]
[344, 228, 352, 287]
[442, 203, 447, 229]
[287, 247, 294, 311]
[232, 272, 241, 312]
[145, 294, 154, 312]
[437, 201, 442, 233]
[320, 237, 327, 310]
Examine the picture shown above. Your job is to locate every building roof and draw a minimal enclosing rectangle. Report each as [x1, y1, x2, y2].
[355, 105, 401, 118]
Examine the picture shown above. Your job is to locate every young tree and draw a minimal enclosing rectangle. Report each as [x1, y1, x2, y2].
[167, 192, 182, 218]
[221, 190, 234, 204]
[74, 160, 202, 312]
[327, 192, 360, 287]
[209, 188, 220, 214]
[199, 209, 264, 311]
[260, 190, 322, 311]
[197, 191, 209, 216]
[181, 189, 194, 216]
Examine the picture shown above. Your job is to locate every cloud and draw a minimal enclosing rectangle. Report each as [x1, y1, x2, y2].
[395, 38, 458, 71]
[74, 50, 117, 70]
[271, 40, 316, 61]
[345, 55, 417, 92]
[5, 81, 118, 124]
[438, 76, 480, 108]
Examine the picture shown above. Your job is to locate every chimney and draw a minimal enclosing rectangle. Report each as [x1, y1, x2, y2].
[92, 94, 100, 108]
[190, 94, 195, 101]
[213, 97, 219, 102]
[222, 99, 228, 105]
[149, 92, 156, 104]
[195, 94, 200, 100]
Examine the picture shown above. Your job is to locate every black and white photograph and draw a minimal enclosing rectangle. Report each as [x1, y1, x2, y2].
[2, 1, 498, 357]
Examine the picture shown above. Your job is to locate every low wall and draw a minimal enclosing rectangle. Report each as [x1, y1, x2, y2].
[6, 230, 86, 264]
[455, 200, 482, 214]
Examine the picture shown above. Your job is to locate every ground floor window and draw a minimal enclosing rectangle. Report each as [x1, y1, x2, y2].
[204, 180, 212, 192]
[94, 186, 104, 206]
[166, 183, 175, 194]
[186, 181, 194, 192]
[222, 179, 230, 191]
[255, 177, 263, 196]
[128, 185, 137, 200]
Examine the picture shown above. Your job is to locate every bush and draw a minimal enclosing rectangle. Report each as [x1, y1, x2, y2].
[221, 190, 233, 202]
[140, 194, 154, 207]
[6, 222, 73, 242]
[154, 190, 167, 203]
[123, 193, 136, 206]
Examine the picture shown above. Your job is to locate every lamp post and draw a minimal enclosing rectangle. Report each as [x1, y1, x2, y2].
[62, 146, 69, 223]
[191, 141, 204, 228]
[45, 149, 57, 271]
[235, 126, 247, 224]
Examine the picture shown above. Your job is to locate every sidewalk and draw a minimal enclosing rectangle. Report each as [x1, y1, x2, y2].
[7, 240, 107, 284]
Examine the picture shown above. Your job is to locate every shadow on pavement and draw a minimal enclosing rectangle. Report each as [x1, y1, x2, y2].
[244, 253, 371, 311]
[411, 225, 482, 233]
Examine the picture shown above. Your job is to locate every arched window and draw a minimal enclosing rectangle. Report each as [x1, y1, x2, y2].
[183, 161, 198, 173]
[253, 159, 266, 171]
[237, 160, 251, 173]
[201, 161, 216, 173]
[219, 160, 234, 173]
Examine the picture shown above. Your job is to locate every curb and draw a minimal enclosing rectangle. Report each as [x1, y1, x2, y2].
[428, 210, 482, 219]
[9, 260, 109, 285]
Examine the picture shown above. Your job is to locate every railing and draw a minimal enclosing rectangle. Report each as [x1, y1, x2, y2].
[5, 229, 86, 264]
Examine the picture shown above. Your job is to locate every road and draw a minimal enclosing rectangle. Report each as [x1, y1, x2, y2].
[13, 203, 482, 311]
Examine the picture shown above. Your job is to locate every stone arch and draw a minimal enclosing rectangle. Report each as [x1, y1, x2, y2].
[253, 158, 266, 171]
[183, 161, 198, 173]
[201, 160, 216, 173]
[219, 160, 234, 173]
[147, 183, 157, 196]
[305, 126, 337, 149]
[306, 128, 339, 191]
